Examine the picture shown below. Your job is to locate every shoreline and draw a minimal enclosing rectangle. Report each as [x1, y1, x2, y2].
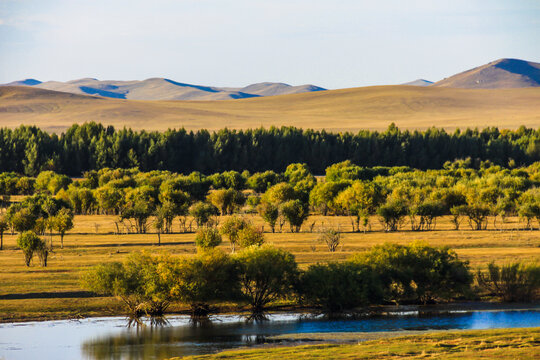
[1, 301, 538, 325]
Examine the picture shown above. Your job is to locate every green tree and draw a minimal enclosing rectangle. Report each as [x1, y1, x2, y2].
[309, 181, 350, 216]
[168, 250, 241, 318]
[81, 251, 176, 319]
[352, 242, 472, 304]
[49, 208, 74, 249]
[377, 199, 408, 232]
[0, 215, 8, 250]
[476, 262, 540, 302]
[335, 181, 383, 232]
[220, 215, 249, 252]
[298, 262, 383, 314]
[17, 231, 47, 267]
[189, 202, 219, 228]
[195, 227, 222, 250]
[280, 199, 309, 232]
[257, 201, 279, 233]
[237, 225, 265, 248]
[206, 189, 245, 215]
[235, 246, 298, 319]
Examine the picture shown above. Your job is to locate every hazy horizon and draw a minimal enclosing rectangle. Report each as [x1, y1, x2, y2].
[1, 0, 540, 89]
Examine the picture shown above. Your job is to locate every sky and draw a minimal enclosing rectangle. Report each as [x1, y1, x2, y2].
[1, 0, 539, 89]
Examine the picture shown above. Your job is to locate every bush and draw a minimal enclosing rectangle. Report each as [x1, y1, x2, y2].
[81, 251, 176, 318]
[189, 202, 219, 227]
[235, 246, 298, 319]
[352, 242, 472, 304]
[298, 262, 383, 313]
[237, 225, 265, 248]
[377, 200, 407, 231]
[280, 199, 309, 232]
[16, 231, 47, 267]
[220, 216, 249, 252]
[195, 227, 222, 250]
[169, 249, 241, 318]
[476, 262, 540, 302]
[318, 228, 342, 252]
[257, 201, 279, 233]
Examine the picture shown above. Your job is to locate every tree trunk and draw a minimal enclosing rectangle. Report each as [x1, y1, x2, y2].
[157, 232, 161, 246]
[60, 234, 64, 249]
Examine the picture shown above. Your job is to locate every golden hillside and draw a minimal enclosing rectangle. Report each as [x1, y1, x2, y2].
[1, 85, 540, 132]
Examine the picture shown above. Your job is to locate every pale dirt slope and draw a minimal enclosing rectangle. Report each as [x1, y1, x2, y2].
[1, 85, 540, 133]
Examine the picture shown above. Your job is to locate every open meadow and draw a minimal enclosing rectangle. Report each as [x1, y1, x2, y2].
[1, 214, 539, 323]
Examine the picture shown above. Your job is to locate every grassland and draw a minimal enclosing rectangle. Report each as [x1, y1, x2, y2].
[1, 214, 539, 323]
[176, 327, 540, 360]
[2, 85, 540, 133]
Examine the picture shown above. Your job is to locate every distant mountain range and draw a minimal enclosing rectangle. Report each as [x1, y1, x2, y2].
[403, 58, 540, 89]
[1, 78, 326, 101]
[2, 58, 539, 101]
[431, 58, 540, 89]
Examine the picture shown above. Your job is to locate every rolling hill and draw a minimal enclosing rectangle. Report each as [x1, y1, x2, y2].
[1, 85, 540, 133]
[433, 58, 540, 89]
[401, 79, 433, 86]
[0, 78, 326, 101]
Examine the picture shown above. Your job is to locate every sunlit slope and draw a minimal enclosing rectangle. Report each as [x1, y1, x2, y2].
[1, 85, 540, 132]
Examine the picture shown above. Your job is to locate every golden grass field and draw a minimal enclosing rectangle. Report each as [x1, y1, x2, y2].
[0, 214, 539, 323]
[177, 327, 540, 360]
[2, 85, 540, 133]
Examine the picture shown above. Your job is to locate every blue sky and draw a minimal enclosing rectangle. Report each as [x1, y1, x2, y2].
[1, 0, 539, 88]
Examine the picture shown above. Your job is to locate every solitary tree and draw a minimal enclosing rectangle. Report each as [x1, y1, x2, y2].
[0, 215, 8, 250]
[17, 231, 47, 267]
[237, 225, 265, 248]
[220, 216, 248, 252]
[195, 227, 222, 251]
[50, 208, 74, 249]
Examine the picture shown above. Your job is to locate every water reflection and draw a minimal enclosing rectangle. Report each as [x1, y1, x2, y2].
[80, 310, 540, 360]
[0, 310, 538, 360]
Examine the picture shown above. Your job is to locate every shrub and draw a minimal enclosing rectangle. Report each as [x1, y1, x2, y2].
[318, 228, 342, 252]
[189, 202, 219, 228]
[237, 225, 265, 248]
[280, 199, 309, 232]
[352, 242, 472, 304]
[16, 231, 47, 267]
[377, 200, 407, 231]
[476, 262, 540, 302]
[235, 246, 298, 319]
[195, 227, 222, 250]
[169, 249, 241, 318]
[257, 201, 279, 233]
[81, 251, 176, 319]
[298, 262, 383, 314]
[220, 216, 249, 252]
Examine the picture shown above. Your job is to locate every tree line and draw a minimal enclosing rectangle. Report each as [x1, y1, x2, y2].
[80, 243, 539, 322]
[5, 159, 540, 244]
[3, 122, 540, 176]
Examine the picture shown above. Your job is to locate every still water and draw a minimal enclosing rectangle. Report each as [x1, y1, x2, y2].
[0, 309, 539, 360]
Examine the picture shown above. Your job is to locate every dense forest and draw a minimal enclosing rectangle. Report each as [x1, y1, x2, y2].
[2, 122, 540, 176]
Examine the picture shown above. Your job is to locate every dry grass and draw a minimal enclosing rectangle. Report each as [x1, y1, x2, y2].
[1, 85, 540, 133]
[1, 214, 539, 322]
